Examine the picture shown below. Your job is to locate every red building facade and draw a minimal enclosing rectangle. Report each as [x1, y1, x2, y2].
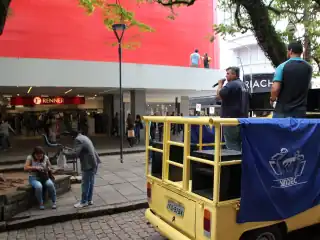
[0, 0, 219, 68]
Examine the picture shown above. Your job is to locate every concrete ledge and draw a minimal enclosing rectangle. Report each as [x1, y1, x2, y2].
[0, 175, 71, 222]
[4, 200, 148, 231]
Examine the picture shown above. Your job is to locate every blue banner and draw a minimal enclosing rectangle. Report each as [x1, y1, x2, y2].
[237, 118, 320, 223]
[190, 125, 216, 150]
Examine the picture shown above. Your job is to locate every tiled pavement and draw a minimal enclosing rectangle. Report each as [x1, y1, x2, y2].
[1, 209, 165, 240]
[10, 153, 148, 224]
[0, 135, 145, 164]
[3, 208, 320, 240]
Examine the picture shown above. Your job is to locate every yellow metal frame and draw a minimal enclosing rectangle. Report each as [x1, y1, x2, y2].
[144, 116, 320, 240]
[143, 116, 240, 239]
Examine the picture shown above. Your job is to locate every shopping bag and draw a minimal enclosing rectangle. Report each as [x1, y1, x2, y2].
[128, 129, 135, 138]
[57, 152, 68, 169]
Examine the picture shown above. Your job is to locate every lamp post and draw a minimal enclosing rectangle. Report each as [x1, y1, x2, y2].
[286, 22, 296, 42]
[112, 23, 126, 163]
[229, 40, 253, 94]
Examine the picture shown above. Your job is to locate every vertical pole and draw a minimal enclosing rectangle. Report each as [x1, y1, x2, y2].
[182, 123, 190, 191]
[212, 123, 221, 240]
[248, 47, 253, 94]
[199, 125, 203, 150]
[119, 44, 124, 163]
[145, 121, 150, 175]
[213, 124, 221, 204]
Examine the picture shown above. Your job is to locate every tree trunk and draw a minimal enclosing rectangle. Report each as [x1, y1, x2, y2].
[303, 2, 311, 62]
[237, 0, 287, 67]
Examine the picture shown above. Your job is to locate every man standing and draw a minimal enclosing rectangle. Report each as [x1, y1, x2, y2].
[64, 131, 100, 208]
[217, 67, 249, 151]
[190, 49, 201, 67]
[271, 42, 313, 118]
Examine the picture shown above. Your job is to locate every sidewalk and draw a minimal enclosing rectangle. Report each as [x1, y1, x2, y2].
[0, 135, 145, 164]
[5, 153, 148, 230]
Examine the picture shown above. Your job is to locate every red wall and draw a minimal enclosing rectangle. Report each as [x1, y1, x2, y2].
[0, 0, 219, 68]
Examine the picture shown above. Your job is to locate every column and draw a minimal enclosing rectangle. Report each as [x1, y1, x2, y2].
[180, 96, 189, 116]
[130, 90, 146, 142]
[103, 94, 114, 136]
[130, 90, 146, 118]
[113, 94, 120, 116]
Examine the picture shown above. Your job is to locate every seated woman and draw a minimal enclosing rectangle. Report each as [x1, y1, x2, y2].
[24, 146, 57, 210]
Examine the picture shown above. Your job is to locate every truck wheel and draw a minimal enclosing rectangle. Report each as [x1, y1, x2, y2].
[242, 225, 285, 240]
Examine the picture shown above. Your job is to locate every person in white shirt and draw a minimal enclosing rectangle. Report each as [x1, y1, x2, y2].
[190, 49, 201, 67]
[0, 118, 15, 151]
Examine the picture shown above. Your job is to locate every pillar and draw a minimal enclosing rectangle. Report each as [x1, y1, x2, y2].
[180, 96, 189, 116]
[130, 90, 146, 118]
[130, 90, 146, 141]
[103, 94, 114, 136]
[113, 94, 120, 116]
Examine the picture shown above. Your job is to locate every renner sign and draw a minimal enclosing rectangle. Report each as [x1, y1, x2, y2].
[33, 97, 64, 105]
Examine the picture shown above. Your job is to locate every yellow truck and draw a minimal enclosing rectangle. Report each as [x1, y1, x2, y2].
[143, 116, 320, 240]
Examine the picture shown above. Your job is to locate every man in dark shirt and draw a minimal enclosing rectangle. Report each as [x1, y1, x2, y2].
[271, 42, 313, 118]
[217, 67, 249, 151]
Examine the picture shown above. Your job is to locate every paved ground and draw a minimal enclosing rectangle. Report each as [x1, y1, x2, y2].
[11, 153, 148, 223]
[0, 135, 145, 163]
[1, 209, 165, 240]
[3, 208, 320, 240]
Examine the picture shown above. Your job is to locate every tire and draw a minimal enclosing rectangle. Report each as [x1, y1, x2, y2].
[242, 225, 285, 240]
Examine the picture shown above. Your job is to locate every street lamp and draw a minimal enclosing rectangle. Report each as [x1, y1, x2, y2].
[229, 40, 253, 93]
[112, 23, 126, 163]
[286, 22, 296, 42]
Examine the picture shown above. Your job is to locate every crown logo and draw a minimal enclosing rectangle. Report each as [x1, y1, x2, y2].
[269, 148, 307, 188]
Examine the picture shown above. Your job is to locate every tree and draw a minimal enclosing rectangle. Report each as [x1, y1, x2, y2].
[214, 0, 320, 72]
[78, 0, 199, 48]
[0, 0, 12, 35]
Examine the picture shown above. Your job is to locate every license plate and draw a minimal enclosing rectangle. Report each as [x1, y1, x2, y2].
[167, 200, 185, 217]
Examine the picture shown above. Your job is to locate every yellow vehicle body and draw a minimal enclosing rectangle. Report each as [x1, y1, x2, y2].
[143, 116, 320, 240]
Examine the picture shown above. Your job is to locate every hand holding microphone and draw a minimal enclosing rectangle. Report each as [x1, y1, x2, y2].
[212, 78, 226, 88]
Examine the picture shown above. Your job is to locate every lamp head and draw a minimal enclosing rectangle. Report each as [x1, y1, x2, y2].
[112, 23, 126, 43]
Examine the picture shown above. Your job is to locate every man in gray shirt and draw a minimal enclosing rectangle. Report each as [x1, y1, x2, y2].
[64, 131, 101, 208]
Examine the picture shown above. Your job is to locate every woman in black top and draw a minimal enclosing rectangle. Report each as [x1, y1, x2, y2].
[203, 53, 210, 68]
[126, 114, 135, 147]
[134, 115, 143, 144]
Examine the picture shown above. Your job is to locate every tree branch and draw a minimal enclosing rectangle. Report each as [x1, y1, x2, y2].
[266, 5, 303, 16]
[313, 0, 320, 8]
[313, 56, 320, 73]
[234, 3, 249, 33]
[156, 0, 196, 7]
[236, 0, 287, 67]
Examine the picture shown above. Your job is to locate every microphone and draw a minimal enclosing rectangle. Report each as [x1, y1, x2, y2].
[212, 78, 226, 88]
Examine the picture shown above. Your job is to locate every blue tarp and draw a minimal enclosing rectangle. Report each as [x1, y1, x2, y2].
[190, 125, 215, 150]
[179, 117, 218, 149]
[237, 118, 320, 223]
[179, 117, 224, 149]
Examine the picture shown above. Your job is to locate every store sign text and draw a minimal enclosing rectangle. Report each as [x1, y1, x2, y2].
[245, 79, 273, 89]
[33, 97, 64, 105]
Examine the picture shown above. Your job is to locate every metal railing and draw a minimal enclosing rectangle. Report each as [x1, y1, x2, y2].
[144, 116, 241, 240]
[143, 116, 241, 203]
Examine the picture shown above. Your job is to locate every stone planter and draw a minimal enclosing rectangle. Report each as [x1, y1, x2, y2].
[0, 175, 71, 221]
